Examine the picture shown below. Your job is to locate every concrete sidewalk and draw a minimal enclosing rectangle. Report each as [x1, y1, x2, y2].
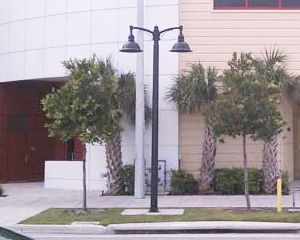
[0, 182, 300, 225]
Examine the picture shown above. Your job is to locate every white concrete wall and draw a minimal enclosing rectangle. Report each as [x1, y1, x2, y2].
[0, 0, 180, 190]
[44, 144, 108, 191]
[0, 0, 138, 81]
[44, 161, 84, 190]
[44, 155, 107, 191]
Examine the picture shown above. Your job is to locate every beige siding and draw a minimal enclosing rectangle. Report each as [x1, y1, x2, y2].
[179, 0, 299, 179]
[280, 98, 294, 179]
[180, 0, 300, 74]
[179, 112, 264, 179]
[292, 102, 300, 179]
[179, 113, 204, 177]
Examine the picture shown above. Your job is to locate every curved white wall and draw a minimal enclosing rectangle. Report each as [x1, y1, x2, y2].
[0, 0, 180, 190]
[0, 0, 139, 81]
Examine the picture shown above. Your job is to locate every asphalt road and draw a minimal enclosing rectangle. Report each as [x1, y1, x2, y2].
[32, 233, 300, 240]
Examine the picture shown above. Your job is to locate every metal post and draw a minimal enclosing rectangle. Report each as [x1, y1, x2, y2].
[277, 178, 282, 213]
[120, 24, 190, 212]
[134, 0, 145, 199]
[150, 26, 160, 212]
[293, 187, 296, 209]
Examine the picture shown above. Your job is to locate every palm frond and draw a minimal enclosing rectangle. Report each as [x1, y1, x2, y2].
[117, 72, 151, 124]
[166, 63, 218, 114]
[263, 47, 286, 66]
[143, 84, 152, 125]
[285, 75, 300, 103]
[254, 47, 288, 87]
[117, 72, 136, 123]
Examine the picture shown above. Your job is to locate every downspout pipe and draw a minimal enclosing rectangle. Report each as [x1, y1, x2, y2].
[134, 0, 145, 198]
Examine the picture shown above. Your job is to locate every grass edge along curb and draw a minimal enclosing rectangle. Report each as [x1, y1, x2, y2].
[20, 208, 300, 226]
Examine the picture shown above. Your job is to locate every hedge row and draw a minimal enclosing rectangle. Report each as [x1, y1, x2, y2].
[169, 170, 198, 195]
[116, 165, 289, 196]
[214, 168, 261, 195]
[170, 168, 289, 195]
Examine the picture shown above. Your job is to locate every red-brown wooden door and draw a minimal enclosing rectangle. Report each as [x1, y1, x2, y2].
[7, 133, 29, 181]
[5, 113, 45, 181]
[0, 81, 82, 182]
[0, 143, 8, 181]
[28, 131, 53, 181]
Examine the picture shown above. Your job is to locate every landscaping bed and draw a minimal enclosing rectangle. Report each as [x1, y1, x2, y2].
[21, 208, 300, 225]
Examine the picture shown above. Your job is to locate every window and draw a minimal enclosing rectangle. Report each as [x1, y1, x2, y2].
[7, 115, 28, 133]
[284, 0, 300, 6]
[214, 0, 300, 9]
[214, 0, 244, 7]
[248, 0, 278, 7]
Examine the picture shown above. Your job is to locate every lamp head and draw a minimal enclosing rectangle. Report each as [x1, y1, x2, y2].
[170, 35, 192, 53]
[170, 26, 192, 53]
[120, 27, 143, 53]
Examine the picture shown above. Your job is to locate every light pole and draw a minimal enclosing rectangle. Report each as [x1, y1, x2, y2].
[120, 25, 191, 212]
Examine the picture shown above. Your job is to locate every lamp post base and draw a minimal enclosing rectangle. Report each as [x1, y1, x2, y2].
[149, 207, 159, 213]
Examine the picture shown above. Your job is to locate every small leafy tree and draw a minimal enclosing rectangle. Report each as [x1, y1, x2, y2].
[42, 57, 120, 211]
[206, 53, 284, 210]
[167, 63, 218, 192]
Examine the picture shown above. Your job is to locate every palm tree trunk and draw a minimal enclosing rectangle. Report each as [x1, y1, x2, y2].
[243, 134, 251, 210]
[262, 135, 278, 194]
[105, 133, 123, 195]
[199, 125, 216, 193]
[82, 144, 87, 211]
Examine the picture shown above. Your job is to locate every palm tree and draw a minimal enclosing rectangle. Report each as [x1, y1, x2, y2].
[104, 69, 151, 195]
[254, 49, 289, 194]
[167, 63, 218, 192]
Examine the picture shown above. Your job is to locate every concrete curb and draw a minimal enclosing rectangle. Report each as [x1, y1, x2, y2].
[6, 224, 109, 235]
[5, 221, 300, 235]
[108, 221, 300, 234]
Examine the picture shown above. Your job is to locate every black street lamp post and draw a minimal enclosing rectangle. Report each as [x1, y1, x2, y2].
[120, 25, 191, 212]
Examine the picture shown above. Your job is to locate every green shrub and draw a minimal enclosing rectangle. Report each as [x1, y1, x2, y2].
[170, 170, 198, 195]
[117, 165, 135, 195]
[214, 169, 232, 194]
[214, 168, 262, 195]
[248, 168, 262, 194]
[281, 171, 289, 195]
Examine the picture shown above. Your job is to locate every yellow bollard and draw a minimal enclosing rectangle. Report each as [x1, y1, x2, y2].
[277, 178, 282, 213]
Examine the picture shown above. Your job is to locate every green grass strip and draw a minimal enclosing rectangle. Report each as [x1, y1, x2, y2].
[20, 208, 300, 226]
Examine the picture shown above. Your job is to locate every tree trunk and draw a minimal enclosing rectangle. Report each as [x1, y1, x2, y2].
[82, 144, 87, 211]
[105, 133, 123, 195]
[262, 135, 279, 194]
[243, 134, 251, 210]
[199, 125, 216, 193]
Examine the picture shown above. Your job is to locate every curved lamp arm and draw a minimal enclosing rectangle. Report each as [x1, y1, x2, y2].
[130, 25, 153, 35]
[130, 25, 183, 38]
[160, 25, 182, 35]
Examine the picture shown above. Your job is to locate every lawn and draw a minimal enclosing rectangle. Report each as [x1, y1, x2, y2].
[20, 208, 300, 226]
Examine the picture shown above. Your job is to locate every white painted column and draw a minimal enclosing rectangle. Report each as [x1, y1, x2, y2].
[134, 0, 145, 198]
